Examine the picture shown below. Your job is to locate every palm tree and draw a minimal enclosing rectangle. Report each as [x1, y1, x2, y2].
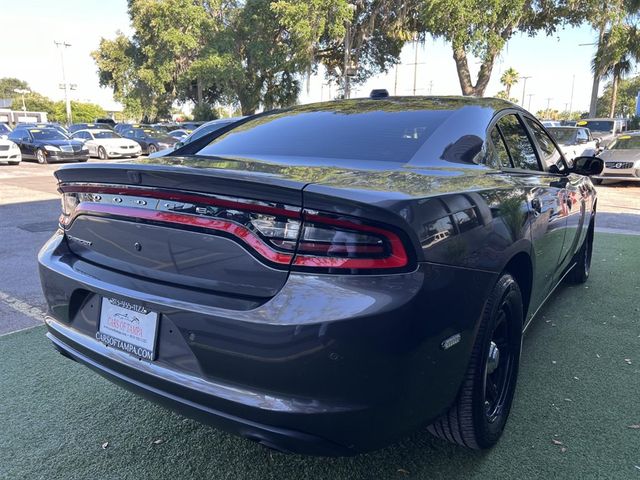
[500, 68, 519, 98]
[592, 26, 637, 117]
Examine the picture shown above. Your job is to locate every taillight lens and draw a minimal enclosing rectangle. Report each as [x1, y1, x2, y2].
[58, 184, 412, 274]
[292, 213, 410, 272]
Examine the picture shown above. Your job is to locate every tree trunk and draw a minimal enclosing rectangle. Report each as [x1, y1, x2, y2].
[196, 78, 203, 106]
[589, 23, 607, 117]
[609, 72, 619, 118]
[452, 46, 497, 97]
[506, 85, 511, 97]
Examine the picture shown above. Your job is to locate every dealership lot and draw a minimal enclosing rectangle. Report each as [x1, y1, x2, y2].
[0, 161, 639, 479]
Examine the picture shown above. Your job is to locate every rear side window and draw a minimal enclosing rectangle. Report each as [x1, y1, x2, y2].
[495, 115, 540, 171]
[488, 127, 512, 168]
[197, 108, 453, 163]
[525, 118, 565, 172]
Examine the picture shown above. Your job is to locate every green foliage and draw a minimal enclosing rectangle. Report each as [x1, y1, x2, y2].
[0, 78, 29, 99]
[597, 74, 640, 117]
[192, 103, 218, 121]
[418, 0, 581, 96]
[272, 0, 414, 89]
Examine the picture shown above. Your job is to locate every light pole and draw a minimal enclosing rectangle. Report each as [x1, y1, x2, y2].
[568, 74, 575, 117]
[520, 76, 532, 107]
[13, 88, 29, 123]
[527, 93, 534, 111]
[546, 97, 553, 115]
[54, 40, 72, 125]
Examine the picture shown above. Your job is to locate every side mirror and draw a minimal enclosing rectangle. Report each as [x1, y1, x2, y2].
[572, 156, 604, 176]
[174, 141, 184, 149]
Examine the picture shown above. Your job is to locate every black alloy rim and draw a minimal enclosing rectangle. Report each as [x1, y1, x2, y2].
[484, 302, 514, 423]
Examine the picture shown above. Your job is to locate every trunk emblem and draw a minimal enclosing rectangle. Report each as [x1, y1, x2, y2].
[134, 242, 142, 252]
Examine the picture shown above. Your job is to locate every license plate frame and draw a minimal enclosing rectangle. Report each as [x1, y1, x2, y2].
[97, 297, 159, 361]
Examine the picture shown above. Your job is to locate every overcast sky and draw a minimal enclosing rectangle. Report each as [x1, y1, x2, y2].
[0, 0, 609, 115]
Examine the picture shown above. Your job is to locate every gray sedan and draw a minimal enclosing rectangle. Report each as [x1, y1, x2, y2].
[595, 133, 640, 184]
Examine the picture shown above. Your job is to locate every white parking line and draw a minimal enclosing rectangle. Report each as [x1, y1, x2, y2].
[0, 290, 47, 323]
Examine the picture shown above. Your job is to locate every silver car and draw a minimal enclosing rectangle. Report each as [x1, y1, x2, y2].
[594, 133, 640, 184]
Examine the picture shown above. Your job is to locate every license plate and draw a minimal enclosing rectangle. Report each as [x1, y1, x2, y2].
[97, 298, 159, 360]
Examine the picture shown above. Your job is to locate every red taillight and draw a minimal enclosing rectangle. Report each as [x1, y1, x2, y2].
[59, 185, 412, 274]
[291, 213, 410, 271]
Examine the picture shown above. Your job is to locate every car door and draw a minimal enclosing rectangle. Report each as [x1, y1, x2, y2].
[491, 113, 569, 316]
[523, 117, 588, 273]
[20, 131, 36, 159]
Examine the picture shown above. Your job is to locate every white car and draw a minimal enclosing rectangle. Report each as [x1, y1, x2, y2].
[546, 126, 599, 166]
[70, 129, 142, 159]
[0, 138, 22, 165]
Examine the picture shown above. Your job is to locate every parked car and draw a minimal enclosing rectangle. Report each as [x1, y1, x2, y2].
[94, 118, 116, 128]
[547, 126, 600, 165]
[593, 132, 640, 184]
[149, 117, 244, 158]
[8, 127, 88, 164]
[70, 129, 142, 159]
[0, 123, 12, 137]
[576, 118, 624, 148]
[177, 121, 205, 131]
[68, 123, 114, 133]
[119, 126, 177, 154]
[0, 137, 21, 165]
[39, 96, 602, 456]
[541, 120, 561, 128]
[168, 128, 191, 140]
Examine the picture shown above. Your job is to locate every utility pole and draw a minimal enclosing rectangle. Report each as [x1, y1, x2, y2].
[406, 39, 426, 96]
[527, 93, 534, 111]
[14, 88, 29, 122]
[54, 40, 73, 125]
[568, 74, 575, 116]
[546, 97, 553, 114]
[428, 80, 433, 95]
[520, 76, 532, 107]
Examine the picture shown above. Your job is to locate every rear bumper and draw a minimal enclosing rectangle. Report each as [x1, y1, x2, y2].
[38, 231, 497, 454]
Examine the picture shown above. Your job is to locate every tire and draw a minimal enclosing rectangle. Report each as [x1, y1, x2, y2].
[77, 158, 88, 162]
[428, 273, 523, 449]
[98, 146, 108, 160]
[147, 144, 158, 155]
[593, 178, 603, 185]
[8, 161, 20, 166]
[567, 218, 594, 284]
[36, 149, 48, 164]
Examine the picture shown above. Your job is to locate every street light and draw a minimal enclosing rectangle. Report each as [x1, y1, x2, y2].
[13, 88, 29, 123]
[54, 40, 73, 125]
[519, 76, 532, 107]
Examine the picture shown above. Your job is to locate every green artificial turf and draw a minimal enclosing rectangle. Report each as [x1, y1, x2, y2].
[1, 233, 639, 480]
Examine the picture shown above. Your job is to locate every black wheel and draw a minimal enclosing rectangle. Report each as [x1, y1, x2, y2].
[77, 158, 88, 163]
[428, 273, 523, 449]
[36, 149, 48, 164]
[593, 178, 603, 185]
[567, 218, 594, 284]
[147, 144, 158, 155]
[98, 146, 108, 160]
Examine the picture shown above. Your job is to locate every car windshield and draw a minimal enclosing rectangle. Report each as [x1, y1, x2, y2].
[579, 120, 614, 132]
[197, 109, 452, 163]
[610, 135, 640, 149]
[93, 131, 121, 139]
[30, 129, 68, 141]
[547, 128, 577, 144]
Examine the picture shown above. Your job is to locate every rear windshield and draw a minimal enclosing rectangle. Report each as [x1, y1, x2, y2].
[578, 120, 614, 132]
[547, 128, 576, 144]
[197, 109, 452, 163]
[610, 135, 640, 149]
